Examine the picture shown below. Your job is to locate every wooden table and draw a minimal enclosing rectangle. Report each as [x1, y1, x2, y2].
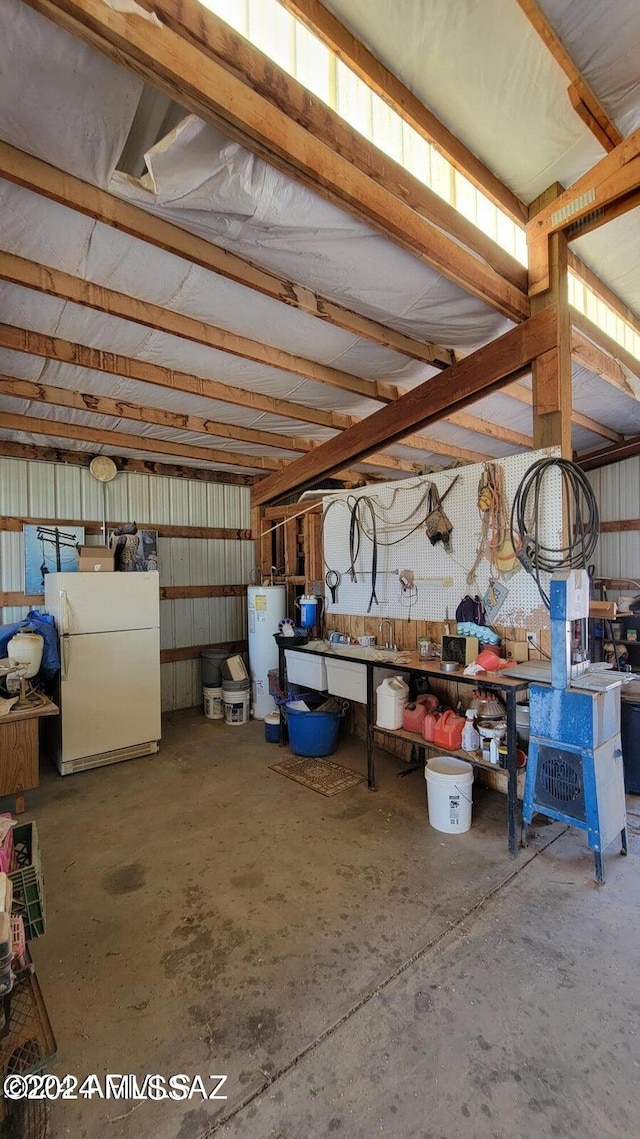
[0, 699, 59, 813]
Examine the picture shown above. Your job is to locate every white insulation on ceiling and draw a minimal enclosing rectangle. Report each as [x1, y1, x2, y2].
[0, 0, 638, 476]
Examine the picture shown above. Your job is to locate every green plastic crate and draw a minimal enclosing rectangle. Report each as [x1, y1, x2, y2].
[9, 822, 45, 940]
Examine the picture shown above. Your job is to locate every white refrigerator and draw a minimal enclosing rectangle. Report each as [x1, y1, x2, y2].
[44, 572, 161, 776]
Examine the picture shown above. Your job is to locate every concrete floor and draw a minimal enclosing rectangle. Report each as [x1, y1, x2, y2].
[10, 709, 639, 1138]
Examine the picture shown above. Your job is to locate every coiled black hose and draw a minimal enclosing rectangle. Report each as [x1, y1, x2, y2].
[510, 457, 599, 608]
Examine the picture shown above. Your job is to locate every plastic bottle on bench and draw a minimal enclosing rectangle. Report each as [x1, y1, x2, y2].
[461, 710, 480, 752]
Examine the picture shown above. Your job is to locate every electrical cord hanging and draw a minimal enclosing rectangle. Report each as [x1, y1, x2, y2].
[510, 458, 599, 609]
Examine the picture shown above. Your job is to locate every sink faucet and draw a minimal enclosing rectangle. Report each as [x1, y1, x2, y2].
[378, 620, 396, 651]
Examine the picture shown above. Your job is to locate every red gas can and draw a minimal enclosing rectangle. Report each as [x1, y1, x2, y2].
[417, 693, 439, 714]
[433, 709, 465, 750]
[422, 712, 440, 743]
[403, 702, 426, 733]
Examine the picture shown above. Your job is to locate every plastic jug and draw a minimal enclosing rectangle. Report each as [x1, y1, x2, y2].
[433, 709, 465, 750]
[376, 676, 409, 729]
[403, 702, 427, 733]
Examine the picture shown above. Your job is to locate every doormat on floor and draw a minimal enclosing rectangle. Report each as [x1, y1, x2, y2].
[269, 755, 365, 796]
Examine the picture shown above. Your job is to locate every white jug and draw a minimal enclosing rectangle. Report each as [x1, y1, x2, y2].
[376, 675, 409, 730]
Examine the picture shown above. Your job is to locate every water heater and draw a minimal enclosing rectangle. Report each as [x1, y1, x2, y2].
[248, 585, 286, 720]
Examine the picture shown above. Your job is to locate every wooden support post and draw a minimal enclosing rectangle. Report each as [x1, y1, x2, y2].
[529, 186, 572, 457]
[251, 505, 271, 580]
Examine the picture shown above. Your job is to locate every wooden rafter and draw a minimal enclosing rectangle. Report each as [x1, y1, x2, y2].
[0, 439, 255, 484]
[507, 381, 622, 444]
[25, 0, 529, 321]
[0, 252, 391, 403]
[572, 314, 640, 393]
[0, 141, 453, 370]
[0, 253, 533, 452]
[0, 376, 422, 477]
[528, 127, 640, 293]
[514, 0, 622, 152]
[0, 410, 395, 484]
[0, 324, 490, 466]
[138, 0, 526, 293]
[279, 0, 527, 225]
[0, 411, 283, 471]
[568, 251, 640, 338]
[578, 435, 640, 471]
[252, 308, 558, 504]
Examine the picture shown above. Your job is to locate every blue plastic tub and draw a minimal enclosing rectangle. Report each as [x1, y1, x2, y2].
[284, 703, 342, 757]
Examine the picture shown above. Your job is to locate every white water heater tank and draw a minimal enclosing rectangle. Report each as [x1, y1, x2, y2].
[248, 585, 286, 720]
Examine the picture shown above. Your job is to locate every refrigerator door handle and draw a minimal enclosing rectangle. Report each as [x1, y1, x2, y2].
[62, 636, 70, 682]
[59, 589, 69, 636]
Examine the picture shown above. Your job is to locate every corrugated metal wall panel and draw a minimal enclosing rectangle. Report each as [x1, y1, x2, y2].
[0, 457, 253, 712]
[589, 457, 640, 592]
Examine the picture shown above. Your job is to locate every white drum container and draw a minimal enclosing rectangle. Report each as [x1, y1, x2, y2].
[248, 586, 286, 720]
[376, 675, 409, 729]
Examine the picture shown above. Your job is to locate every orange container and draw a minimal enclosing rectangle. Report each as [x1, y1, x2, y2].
[433, 709, 465, 750]
[417, 693, 439, 714]
[403, 703, 427, 733]
[422, 712, 440, 743]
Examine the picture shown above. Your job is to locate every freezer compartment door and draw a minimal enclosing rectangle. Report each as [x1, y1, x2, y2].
[45, 572, 159, 633]
[60, 629, 161, 763]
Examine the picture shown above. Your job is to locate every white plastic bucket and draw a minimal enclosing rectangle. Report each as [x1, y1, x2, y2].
[425, 756, 474, 834]
[223, 690, 251, 726]
[203, 685, 224, 720]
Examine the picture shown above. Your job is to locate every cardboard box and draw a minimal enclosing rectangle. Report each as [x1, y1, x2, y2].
[507, 639, 529, 663]
[78, 546, 115, 572]
[220, 654, 248, 682]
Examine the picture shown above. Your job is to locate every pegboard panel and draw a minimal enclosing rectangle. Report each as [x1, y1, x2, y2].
[322, 448, 561, 630]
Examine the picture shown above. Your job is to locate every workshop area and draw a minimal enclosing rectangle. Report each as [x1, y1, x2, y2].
[0, 1, 639, 1137]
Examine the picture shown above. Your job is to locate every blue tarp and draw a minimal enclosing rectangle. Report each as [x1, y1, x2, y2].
[0, 611, 60, 678]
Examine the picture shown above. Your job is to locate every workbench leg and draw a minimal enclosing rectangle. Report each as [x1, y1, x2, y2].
[621, 827, 628, 856]
[278, 646, 288, 749]
[594, 851, 605, 886]
[14, 793, 24, 815]
[506, 690, 518, 857]
[366, 664, 377, 791]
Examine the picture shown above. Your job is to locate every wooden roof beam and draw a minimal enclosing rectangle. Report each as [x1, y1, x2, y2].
[0, 253, 532, 451]
[515, 0, 622, 152]
[26, 0, 529, 321]
[252, 308, 558, 504]
[279, 0, 527, 224]
[578, 435, 640, 471]
[0, 375, 422, 477]
[572, 314, 640, 393]
[568, 251, 640, 338]
[0, 324, 491, 466]
[0, 251, 391, 404]
[0, 141, 453, 371]
[0, 438, 256, 484]
[139, 0, 526, 293]
[0, 411, 283, 471]
[528, 126, 640, 293]
[506, 380, 622, 444]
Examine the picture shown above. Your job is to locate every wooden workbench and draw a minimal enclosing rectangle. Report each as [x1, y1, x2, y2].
[0, 699, 59, 813]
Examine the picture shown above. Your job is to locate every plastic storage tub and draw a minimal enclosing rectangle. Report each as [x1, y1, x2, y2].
[284, 704, 343, 757]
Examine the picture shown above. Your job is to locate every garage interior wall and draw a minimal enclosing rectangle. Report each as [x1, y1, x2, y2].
[588, 457, 640, 591]
[0, 456, 254, 710]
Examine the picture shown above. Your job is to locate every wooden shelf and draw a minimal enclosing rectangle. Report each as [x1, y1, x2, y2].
[372, 724, 520, 775]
